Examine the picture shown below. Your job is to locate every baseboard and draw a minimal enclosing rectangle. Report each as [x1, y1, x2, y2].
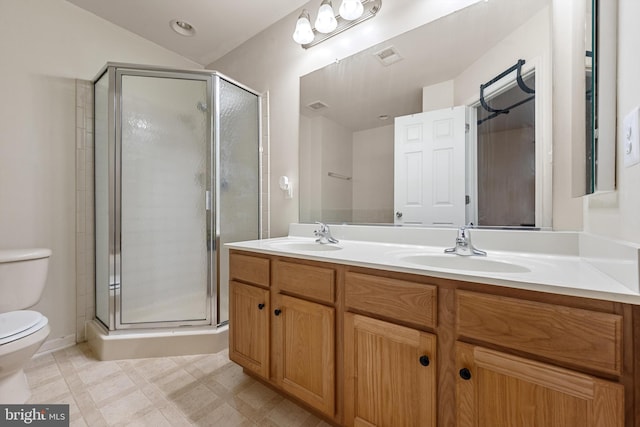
[35, 334, 76, 356]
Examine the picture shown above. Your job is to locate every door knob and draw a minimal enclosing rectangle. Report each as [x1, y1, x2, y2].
[396, 211, 403, 218]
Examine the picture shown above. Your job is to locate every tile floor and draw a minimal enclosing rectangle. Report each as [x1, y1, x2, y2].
[25, 344, 331, 427]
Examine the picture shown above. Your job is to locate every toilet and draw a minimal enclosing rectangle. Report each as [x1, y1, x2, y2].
[0, 248, 51, 404]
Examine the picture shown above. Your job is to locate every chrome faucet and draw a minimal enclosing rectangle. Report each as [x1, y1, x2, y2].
[314, 222, 339, 244]
[444, 226, 487, 256]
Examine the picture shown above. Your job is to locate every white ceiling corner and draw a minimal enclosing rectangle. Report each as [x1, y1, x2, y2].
[65, 0, 311, 65]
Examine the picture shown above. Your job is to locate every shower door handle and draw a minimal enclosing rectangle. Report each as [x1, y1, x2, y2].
[205, 191, 212, 211]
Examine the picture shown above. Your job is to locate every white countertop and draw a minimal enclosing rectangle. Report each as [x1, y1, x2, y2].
[226, 225, 640, 305]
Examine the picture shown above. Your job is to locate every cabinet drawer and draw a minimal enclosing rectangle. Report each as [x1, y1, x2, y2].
[456, 290, 622, 375]
[275, 261, 335, 304]
[229, 252, 270, 288]
[345, 272, 437, 328]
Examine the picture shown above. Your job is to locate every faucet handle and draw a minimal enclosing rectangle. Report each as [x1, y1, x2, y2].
[314, 221, 329, 233]
[456, 226, 468, 242]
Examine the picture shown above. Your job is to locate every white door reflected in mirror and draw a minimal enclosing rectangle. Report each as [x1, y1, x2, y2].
[394, 107, 466, 226]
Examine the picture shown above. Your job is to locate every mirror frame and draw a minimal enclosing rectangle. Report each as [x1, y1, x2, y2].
[594, 0, 617, 192]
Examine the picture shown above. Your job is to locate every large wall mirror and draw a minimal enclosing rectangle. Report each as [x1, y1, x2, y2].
[299, 0, 615, 228]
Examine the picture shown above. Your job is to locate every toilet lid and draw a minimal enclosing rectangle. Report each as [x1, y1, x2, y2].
[0, 310, 47, 345]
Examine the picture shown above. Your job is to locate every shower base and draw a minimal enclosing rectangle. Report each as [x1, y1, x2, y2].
[86, 320, 228, 361]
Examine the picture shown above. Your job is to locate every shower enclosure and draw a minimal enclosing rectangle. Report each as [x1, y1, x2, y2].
[93, 63, 260, 331]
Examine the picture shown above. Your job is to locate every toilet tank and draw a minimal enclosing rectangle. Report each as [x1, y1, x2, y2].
[0, 249, 52, 312]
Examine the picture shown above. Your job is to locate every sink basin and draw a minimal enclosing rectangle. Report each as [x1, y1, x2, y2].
[269, 241, 343, 252]
[398, 254, 530, 273]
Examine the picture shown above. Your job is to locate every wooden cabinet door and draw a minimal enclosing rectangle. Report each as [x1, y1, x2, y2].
[228, 280, 270, 379]
[344, 313, 437, 427]
[456, 342, 624, 427]
[273, 294, 335, 416]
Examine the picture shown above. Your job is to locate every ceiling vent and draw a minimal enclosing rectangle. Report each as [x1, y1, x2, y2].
[374, 46, 403, 66]
[306, 100, 329, 111]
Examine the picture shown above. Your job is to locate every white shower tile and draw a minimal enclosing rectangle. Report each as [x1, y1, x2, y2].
[76, 168, 86, 194]
[76, 128, 85, 149]
[76, 317, 86, 343]
[85, 130, 94, 149]
[76, 107, 85, 130]
[85, 145, 94, 168]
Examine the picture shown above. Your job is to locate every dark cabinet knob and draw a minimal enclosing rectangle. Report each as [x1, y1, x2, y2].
[459, 368, 472, 380]
[274, 309, 282, 316]
[258, 303, 265, 310]
[419, 355, 430, 367]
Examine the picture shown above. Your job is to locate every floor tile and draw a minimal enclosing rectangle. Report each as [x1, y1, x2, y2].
[265, 399, 318, 427]
[99, 390, 154, 425]
[77, 361, 123, 386]
[193, 402, 252, 427]
[236, 382, 278, 411]
[87, 371, 136, 405]
[25, 344, 321, 426]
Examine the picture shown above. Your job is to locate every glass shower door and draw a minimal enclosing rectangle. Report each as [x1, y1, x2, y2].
[117, 72, 211, 327]
[217, 77, 260, 324]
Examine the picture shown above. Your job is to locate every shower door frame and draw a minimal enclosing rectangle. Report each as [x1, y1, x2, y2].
[112, 67, 215, 330]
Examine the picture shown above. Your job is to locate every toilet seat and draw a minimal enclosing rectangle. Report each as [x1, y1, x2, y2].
[0, 310, 48, 345]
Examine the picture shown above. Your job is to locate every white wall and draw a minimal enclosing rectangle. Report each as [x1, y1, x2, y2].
[0, 0, 200, 344]
[423, 80, 455, 112]
[209, 0, 481, 236]
[583, 0, 640, 245]
[300, 115, 353, 222]
[352, 125, 394, 223]
[319, 117, 353, 222]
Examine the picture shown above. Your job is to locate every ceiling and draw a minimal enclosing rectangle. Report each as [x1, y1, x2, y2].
[300, 0, 550, 132]
[65, 0, 310, 65]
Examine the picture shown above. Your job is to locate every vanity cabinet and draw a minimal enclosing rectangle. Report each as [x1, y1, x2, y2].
[229, 280, 270, 379]
[229, 250, 635, 427]
[456, 342, 624, 427]
[455, 290, 625, 427]
[272, 259, 337, 416]
[343, 272, 438, 427]
[229, 252, 337, 419]
[228, 253, 271, 380]
[344, 313, 436, 427]
[272, 293, 335, 416]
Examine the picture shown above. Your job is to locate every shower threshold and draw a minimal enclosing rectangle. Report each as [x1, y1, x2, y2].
[86, 320, 228, 361]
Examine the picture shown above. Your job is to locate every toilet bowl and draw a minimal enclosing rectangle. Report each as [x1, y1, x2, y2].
[0, 248, 52, 404]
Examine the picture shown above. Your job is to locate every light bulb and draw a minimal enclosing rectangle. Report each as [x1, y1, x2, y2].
[339, 0, 364, 20]
[315, 0, 338, 34]
[292, 10, 314, 44]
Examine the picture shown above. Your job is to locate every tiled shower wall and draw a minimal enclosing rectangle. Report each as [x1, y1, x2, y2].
[75, 80, 95, 342]
[75, 79, 270, 342]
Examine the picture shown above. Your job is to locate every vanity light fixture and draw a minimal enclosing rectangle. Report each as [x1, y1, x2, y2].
[315, 0, 338, 33]
[339, 0, 365, 20]
[292, 0, 382, 49]
[292, 10, 315, 44]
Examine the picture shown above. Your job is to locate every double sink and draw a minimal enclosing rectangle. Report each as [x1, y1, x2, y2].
[267, 239, 531, 274]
